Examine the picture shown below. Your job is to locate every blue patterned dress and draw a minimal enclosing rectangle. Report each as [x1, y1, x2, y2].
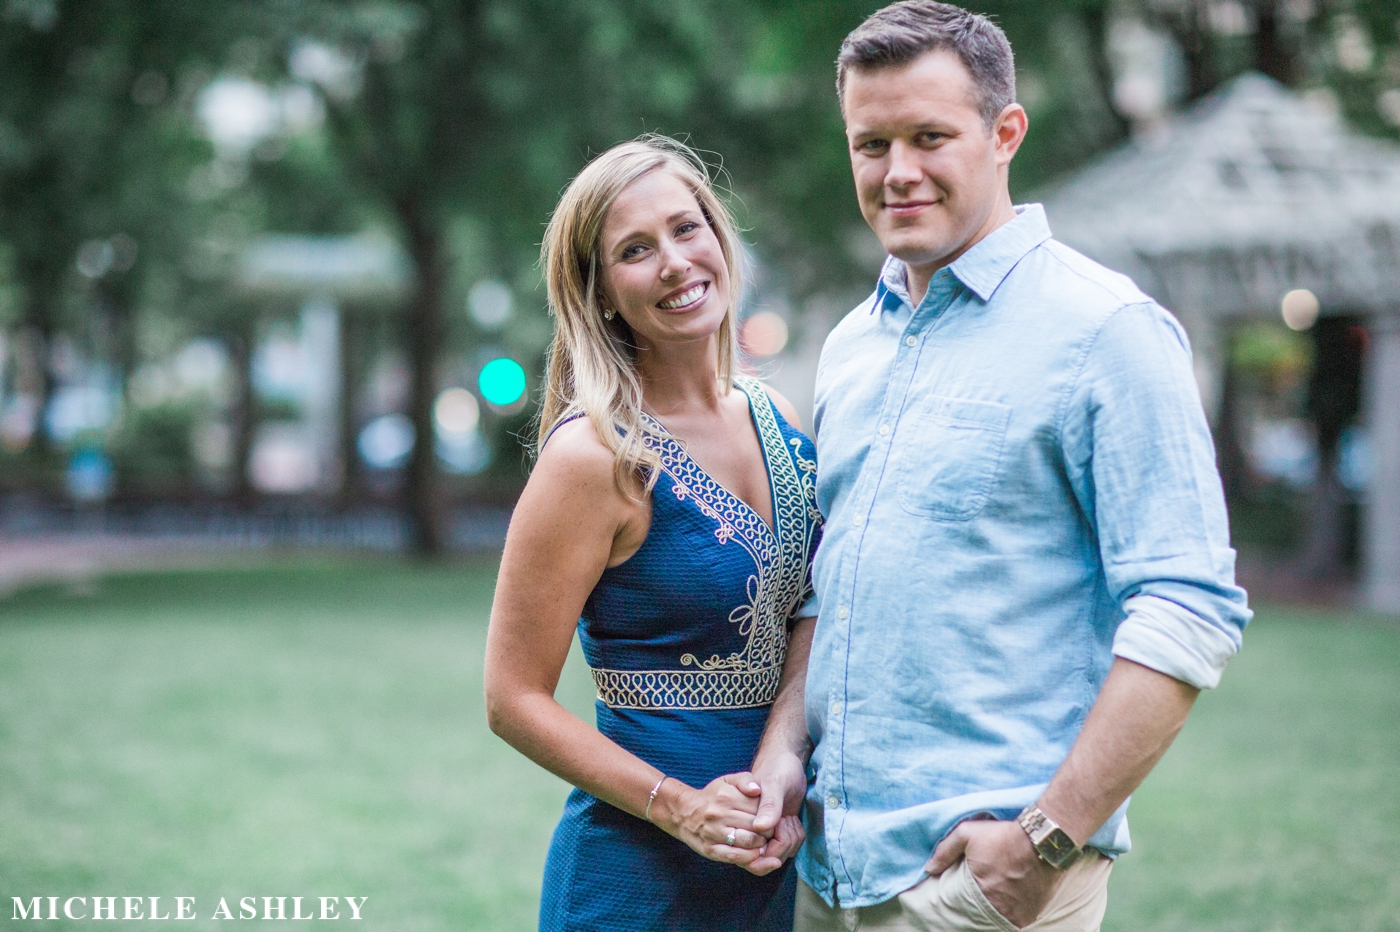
[539, 377, 822, 932]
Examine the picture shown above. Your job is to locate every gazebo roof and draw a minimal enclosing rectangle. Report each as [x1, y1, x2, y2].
[236, 233, 413, 306]
[1039, 73, 1400, 318]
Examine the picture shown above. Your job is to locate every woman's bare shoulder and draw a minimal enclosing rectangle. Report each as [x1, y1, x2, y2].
[752, 382, 804, 432]
[532, 416, 620, 493]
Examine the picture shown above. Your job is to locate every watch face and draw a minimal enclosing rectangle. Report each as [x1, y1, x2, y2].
[1019, 805, 1082, 869]
[1038, 829, 1082, 869]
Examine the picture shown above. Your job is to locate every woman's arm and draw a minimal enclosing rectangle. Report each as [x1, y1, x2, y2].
[484, 419, 767, 864]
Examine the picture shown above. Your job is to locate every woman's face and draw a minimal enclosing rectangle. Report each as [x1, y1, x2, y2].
[597, 169, 729, 352]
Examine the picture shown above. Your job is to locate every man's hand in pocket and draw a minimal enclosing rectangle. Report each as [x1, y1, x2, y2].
[925, 819, 1063, 928]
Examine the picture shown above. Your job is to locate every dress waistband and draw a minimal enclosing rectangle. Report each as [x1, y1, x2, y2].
[589, 664, 782, 710]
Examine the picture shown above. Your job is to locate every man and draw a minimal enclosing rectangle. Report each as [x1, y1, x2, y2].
[746, 3, 1252, 930]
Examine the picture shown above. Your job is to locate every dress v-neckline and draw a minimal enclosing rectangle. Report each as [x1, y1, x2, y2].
[640, 382, 778, 539]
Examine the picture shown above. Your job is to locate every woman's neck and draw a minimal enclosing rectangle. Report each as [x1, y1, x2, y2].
[633, 336, 724, 418]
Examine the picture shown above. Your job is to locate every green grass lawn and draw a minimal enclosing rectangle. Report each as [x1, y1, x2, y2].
[0, 558, 1397, 931]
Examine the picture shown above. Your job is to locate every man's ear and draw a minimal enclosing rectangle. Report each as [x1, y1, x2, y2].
[992, 103, 1029, 167]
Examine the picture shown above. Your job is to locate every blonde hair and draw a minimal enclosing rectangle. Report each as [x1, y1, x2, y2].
[538, 134, 745, 494]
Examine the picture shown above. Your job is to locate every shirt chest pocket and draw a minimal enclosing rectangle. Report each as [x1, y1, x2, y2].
[894, 395, 1011, 521]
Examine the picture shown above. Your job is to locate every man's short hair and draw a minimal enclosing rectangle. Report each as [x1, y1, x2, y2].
[836, 1, 1016, 126]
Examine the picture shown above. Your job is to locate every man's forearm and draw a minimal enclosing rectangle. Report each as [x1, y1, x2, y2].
[746, 616, 815, 862]
[1036, 656, 1199, 847]
[756, 617, 815, 763]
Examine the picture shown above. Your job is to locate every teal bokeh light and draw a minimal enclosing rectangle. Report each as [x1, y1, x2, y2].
[478, 357, 527, 406]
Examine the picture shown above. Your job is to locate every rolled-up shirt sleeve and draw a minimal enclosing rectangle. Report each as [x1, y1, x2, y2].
[1114, 594, 1239, 689]
[1062, 301, 1252, 688]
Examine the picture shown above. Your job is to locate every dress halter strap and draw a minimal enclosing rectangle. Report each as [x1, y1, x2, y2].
[541, 410, 586, 448]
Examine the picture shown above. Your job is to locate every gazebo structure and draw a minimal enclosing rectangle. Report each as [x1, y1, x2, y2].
[1040, 73, 1400, 613]
[234, 233, 412, 496]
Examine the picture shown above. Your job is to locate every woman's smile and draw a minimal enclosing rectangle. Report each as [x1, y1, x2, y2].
[658, 281, 710, 311]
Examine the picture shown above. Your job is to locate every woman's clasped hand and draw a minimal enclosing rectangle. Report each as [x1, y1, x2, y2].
[650, 773, 806, 872]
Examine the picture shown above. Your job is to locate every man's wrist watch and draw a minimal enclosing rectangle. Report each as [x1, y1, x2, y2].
[1017, 804, 1083, 870]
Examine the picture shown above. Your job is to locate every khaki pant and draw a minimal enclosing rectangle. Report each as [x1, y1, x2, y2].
[794, 852, 1112, 932]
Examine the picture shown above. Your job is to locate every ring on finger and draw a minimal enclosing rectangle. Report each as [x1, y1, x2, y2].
[726, 829, 737, 846]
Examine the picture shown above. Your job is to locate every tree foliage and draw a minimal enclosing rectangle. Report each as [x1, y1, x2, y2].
[4, 0, 1400, 547]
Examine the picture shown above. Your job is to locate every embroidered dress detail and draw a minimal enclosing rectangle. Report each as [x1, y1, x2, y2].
[587, 377, 820, 711]
[590, 666, 783, 711]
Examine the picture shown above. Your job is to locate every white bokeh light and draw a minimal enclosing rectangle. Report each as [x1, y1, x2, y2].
[468, 280, 514, 330]
[358, 414, 415, 470]
[1281, 289, 1320, 331]
[289, 41, 363, 101]
[197, 78, 279, 155]
[434, 387, 480, 436]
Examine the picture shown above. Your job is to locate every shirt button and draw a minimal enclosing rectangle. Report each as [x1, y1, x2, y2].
[831, 700, 843, 715]
[852, 514, 863, 527]
[837, 606, 849, 619]
[878, 423, 890, 436]
[827, 795, 841, 809]
[905, 334, 918, 347]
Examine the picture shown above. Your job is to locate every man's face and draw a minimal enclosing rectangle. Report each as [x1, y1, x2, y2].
[843, 50, 1020, 276]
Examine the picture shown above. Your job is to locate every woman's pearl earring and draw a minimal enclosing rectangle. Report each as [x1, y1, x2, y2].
[602, 307, 615, 321]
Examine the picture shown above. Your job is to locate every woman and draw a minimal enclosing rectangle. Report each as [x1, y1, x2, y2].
[483, 135, 821, 932]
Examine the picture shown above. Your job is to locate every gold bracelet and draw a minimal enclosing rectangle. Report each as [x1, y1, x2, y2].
[644, 775, 668, 823]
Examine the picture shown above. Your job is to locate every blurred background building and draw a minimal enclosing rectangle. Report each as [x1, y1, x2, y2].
[2, 0, 1399, 609]
[1043, 71, 1400, 611]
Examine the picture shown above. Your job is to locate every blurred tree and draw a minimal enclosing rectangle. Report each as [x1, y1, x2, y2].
[1125, 0, 1400, 127]
[5, 0, 1398, 538]
[234, 0, 1171, 550]
[705, 0, 1137, 284]
[1301, 317, 1366, 576]
[255, 0, 790, 553]
[1323, 0, 1400, 140]
[0, 1, 241, 475]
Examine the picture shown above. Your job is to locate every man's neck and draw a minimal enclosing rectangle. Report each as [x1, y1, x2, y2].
[904, 195, 1017, 307]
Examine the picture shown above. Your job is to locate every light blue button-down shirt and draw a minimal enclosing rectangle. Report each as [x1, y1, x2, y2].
[796, 205, 1251, 908]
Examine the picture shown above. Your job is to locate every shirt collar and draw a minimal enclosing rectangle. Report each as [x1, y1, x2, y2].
[872, 203, 1052, 313]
